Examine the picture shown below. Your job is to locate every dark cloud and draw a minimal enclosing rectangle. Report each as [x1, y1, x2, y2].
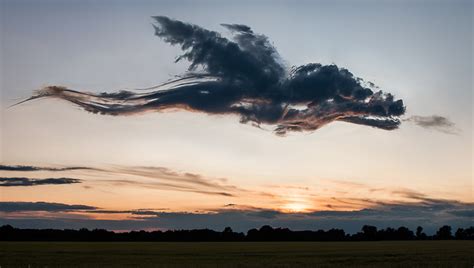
[0, 165, 96, 172]
[78, 196, 474, 234]
[0, 177, 81, 187]
[404, 115, 457, 134]
[0, 202, 96, 212]
[18, 16, 406, 135]
[449, 210, 474, 218]
[85, 209, 169, 216]
[1, 205, 471, 235]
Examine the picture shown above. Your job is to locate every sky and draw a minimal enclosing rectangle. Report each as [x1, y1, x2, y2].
[0, 0, 472, 233]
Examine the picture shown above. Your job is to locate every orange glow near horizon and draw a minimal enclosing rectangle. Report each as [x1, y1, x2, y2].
[280, 202, 311, 213]
[278, 192, 313, 213]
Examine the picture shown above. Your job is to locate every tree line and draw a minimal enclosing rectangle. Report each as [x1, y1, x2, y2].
[1, 225, 473, 241]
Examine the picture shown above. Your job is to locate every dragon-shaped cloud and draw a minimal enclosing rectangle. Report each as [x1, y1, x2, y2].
[19, 16, 406, 135]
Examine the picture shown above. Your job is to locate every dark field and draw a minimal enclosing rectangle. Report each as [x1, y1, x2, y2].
[1, 241, 473, 267]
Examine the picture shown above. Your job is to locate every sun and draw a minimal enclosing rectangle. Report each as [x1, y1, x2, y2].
[278, 192, 313, 213]
[281, 202, 310, 213]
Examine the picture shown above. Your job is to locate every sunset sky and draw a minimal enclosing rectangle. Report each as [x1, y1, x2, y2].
[0, 0, 472, 233]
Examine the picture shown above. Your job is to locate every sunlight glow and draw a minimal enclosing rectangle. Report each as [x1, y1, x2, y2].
[281, 202, 311, 213]
[280, 194, 313, 213]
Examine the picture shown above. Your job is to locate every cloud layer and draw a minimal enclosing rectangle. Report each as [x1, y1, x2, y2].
[19, 16, 406, 135]
[1, 196, 472, 234]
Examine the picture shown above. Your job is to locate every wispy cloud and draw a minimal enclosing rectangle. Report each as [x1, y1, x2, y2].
[17, 16, 406, 135]
[0, 177, 81, 187]
[404, 115, 458, 134]
[110, 166, 246, 195]
[0, 164, 243, 196]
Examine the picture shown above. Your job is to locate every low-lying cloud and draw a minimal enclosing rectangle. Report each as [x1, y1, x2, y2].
[0, 177, 81, 187]
[0, 202, 96, 212]
[1, 196, 472, 234]
[18, 16, 407, 135]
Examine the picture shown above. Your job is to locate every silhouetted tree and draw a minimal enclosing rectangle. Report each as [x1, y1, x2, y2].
[416, 226, 427, 239]
[396, 226, 415, 240]
[222, 227, 244, 241]
[325, 228, 346, 241]
[435, 225, 453, 240]
[361, 225, 378, 240]
[455, 227, 474, 240]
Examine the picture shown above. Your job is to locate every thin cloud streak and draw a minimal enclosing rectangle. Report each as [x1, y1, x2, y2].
[0, 177, 81, 187]
[103, 179, 235, 197]
[0, 165, 97, 172]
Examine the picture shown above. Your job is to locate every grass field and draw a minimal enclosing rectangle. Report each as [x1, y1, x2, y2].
[1, 241, 473, 267]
